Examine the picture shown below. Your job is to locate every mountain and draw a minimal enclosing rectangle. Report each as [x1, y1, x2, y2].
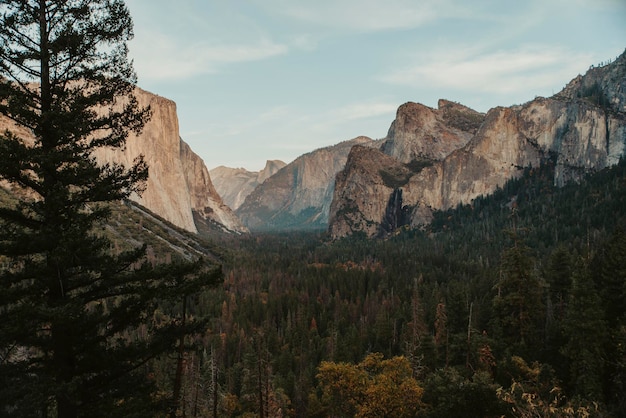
[381, 99, 484, 163]
[236, 136, 379, 231]
[329, 50, 626, 238]
[0, 87, 247, 235]
[179, 141, 248, 233]
[210, 160, 286, 210]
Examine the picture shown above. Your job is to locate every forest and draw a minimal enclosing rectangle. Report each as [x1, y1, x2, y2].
[154, 158, 626, 417]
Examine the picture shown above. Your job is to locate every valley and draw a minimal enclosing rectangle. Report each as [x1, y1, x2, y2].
[167, 159, 626, 416]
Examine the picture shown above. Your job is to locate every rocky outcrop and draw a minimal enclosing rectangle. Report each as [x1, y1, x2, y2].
[93, 89, 199, 231]
[180, 141, 248, 233]
[329, 145, 413, 238]
[210, 160, 286, 210]
[329, 50, 626, 238]
[2, 86, 245, 234]
[381, 100, 484, 163]
[95, 88, 247, 233]
[237, 136, 379, 231]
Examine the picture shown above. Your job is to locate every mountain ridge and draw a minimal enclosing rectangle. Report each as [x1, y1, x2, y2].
[329, 49, 626, 238]
[235, 136, 379, 231]
[210, 160, 286, 211]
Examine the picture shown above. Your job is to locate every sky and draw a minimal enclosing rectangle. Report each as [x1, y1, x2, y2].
[125, 0, 626, 172]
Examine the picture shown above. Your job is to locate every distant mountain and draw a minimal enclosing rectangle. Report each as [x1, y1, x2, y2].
[210, 160, 286, 211]
[329, 49, 626, 238]
[236, 136, 379, 231]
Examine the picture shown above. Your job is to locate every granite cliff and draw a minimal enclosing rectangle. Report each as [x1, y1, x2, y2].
[210, 160, 286, 210]
[381, 99, 484, 163]
[1, 87, 246, 234]
[236, 136, 379, 231]
[329, 50, 626, 238]
[179, 141, 248, 233]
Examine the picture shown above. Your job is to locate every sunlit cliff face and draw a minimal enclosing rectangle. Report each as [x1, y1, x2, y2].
[329, 53, 626, 238]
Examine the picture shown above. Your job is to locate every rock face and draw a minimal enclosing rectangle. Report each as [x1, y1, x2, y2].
[381, 99, 484, 163]
[180, 141, 248, 233]
[236, 136, 379, 231]
[329, 50, 626, 238]
[2, 86, 246, 234]
[210, 160, 286, 210]
[329, 145, 414, 238]
[93, 88, 247, 234]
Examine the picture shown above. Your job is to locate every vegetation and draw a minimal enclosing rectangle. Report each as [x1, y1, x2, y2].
[440, 107, 485, 134]
[578, 82, 612, 109]
[379, 165, 412, 189]
[0, 1, 624, 416]
[0, 1, 220, 416]
[169, 159, 626, 417]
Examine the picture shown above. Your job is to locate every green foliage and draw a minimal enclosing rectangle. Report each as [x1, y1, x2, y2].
[578, 82, 612, 110]
[195, 158, 626, 416]
[492, 227, 545, 358]
[379, 165, 413, 188]
[405, 158, 435, 173]
[422, 369, 505, 418]
[561, 259, 607, 401]
[0, 1, 221, 416]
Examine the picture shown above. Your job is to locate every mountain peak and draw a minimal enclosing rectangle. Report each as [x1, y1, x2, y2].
[210, 160, 287, 211]
[556, 48, 626, 112]
[381, 100, 484, 164]
[235, 136, 379, 231]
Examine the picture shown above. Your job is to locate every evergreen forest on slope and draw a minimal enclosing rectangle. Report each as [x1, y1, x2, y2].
[154, 158, 626, 417]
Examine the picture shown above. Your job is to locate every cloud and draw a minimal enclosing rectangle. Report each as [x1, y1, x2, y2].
[259, 0, 460, 32]
[130, 31, 288, 81]
[381, 45, 593, 96]
[290, 34, 319, 52]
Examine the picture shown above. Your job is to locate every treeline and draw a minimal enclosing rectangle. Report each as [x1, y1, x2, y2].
[156, 159, 626, 417]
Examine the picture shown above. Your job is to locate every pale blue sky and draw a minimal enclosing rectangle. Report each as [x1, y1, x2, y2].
[125, 0, 626, 171]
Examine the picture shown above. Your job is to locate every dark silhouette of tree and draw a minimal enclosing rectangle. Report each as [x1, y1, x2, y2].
[0, 1, 220, 416]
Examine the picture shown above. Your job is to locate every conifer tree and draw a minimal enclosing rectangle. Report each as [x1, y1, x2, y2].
[592, 227, 626, 328]
[561, 258, 607, 401]
[492, 221, 544, 359]
[591, 227, 626, 410]
[0, 1, 220, 416]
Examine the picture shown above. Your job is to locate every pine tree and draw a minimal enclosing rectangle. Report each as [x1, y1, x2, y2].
[592, 227, 626, 328]
[545, 246, 572, 319]
[0, 1, 221, 416]
[561, 258, 607, 401]
[492, 220, 544, 359]
[591, 227, 626, 411]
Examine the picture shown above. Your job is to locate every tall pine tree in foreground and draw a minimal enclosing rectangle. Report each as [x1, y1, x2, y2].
[0, 1, 220, 416]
